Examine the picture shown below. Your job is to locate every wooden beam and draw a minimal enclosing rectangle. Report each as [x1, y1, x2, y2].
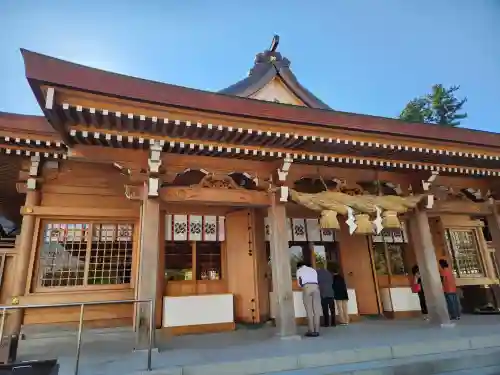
[429, 201, 490, 215]
[115, 111, 122, 129]
[89, 107, 99, 127]
[45, 103, 73, 146]
[160, 187, 270, 206]
[76, 105, 86, 125]
[67, 144, 148, 166]
[102, 109, 110, 128]
[127, 113, 134, 131]
[20, 206, 139, 219]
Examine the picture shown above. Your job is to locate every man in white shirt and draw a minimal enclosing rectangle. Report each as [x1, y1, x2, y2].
[296, 261, 321, 337]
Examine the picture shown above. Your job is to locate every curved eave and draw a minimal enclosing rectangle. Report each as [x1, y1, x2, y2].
[20, 48, 500, 149]
[219, 64, 331, 110]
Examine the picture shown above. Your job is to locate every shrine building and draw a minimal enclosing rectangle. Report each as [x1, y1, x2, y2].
[1, 36, 500, 346]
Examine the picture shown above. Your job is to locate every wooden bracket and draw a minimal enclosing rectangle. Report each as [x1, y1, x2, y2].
[148, 140, 163, 175]
[277, 157, 293, 182]
[27, 155, 42, 190]
[124, 184, 144, 200]
[383, 182, 403, 196]
[279, 186, 289, 202]
[422, 171, 439, 191]
[421, 171, 439, 209]
[147, 140, 164, 197]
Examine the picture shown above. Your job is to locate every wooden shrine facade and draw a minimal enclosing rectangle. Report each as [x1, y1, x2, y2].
[1, 40, 500, 343]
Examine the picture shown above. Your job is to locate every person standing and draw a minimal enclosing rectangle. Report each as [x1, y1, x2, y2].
[296, 261, 322, 337]
[411, 265, 429, 320]
[332, 265, 349, 325]
[317, 262, 336, 327]
[439, 259, 461, 320]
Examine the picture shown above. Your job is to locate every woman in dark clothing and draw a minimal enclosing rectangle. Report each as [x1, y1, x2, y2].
[411, 265, 429, 320]
[331, 264, 349, 325]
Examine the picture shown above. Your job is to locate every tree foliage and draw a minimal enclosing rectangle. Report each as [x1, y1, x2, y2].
[399, 84, 467, 127]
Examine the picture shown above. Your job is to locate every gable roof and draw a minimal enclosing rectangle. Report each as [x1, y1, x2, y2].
[219, 36, 331, 109]
[20, 48, 500, 149]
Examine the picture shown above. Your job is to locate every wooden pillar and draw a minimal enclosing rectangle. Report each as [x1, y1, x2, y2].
[135, 196, 160, 350]
[7, 155, 42, 337]
[6, 189, 40, 336]
[486, 211, 500, 274]
[267, 199, 297, 337]
[135, 140, 163, 350]
[409, 210, 452, 326]
[485, 211, 500, 307]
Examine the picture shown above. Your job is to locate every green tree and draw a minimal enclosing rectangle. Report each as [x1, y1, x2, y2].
[399, 84, 467, 127]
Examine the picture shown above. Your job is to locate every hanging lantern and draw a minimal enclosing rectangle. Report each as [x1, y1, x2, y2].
[382, 210, 401, 229]
[354, 214, 373, 234]
[320, 210, 340, 230]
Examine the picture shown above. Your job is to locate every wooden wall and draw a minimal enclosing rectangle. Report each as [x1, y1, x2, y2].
[40, 161, 139, 210]
[23, 160, 139, 327]
[337, 223, 380, 315]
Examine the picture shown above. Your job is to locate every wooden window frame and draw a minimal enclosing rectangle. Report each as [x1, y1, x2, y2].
[163, 241, 227, 296]
[444, 227, 487, 279]
[30, 219, 138, 294]
[265, 241, 339, 291]
[371, 238, 411, 288]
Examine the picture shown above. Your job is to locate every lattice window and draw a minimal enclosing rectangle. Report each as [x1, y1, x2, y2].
[88, 224, 133, 285]
[36, 222, 134, 289]
[373, 243, 389, 275]
[196, 242, 222, 280]
[372, 242, 407, 276]
[445, 229, 485, 277]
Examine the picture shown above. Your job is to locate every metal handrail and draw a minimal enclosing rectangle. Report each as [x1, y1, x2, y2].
[0, 298, 154, 375]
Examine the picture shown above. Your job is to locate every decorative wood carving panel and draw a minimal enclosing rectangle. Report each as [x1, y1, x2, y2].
[264, 217, 335, 242]
[165, 214, 225, 242]
[197, 174, 241, 189]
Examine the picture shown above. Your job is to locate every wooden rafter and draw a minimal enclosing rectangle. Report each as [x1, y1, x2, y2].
[46, 101, 500, 169]
[66, 132, 500, 178]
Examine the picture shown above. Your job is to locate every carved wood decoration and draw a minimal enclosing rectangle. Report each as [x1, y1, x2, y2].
[434, 185, 469, 202]
[124, 184, 144, 200]
[160, 186, 270, 206]
[358, 180, 404, 196]
[293, 177, 367, 196]
[335, 179, 365, 196]
[196, 173, 242, 190]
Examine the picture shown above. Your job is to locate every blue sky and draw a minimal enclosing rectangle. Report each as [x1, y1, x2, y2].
[0, 0, 499, 132]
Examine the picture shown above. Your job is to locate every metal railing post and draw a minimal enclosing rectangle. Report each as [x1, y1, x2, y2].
[0, 307, 5, 340]
[147, 300, 154, 371]
[74, 304, 85, 375]
[0, 299, 153, 371]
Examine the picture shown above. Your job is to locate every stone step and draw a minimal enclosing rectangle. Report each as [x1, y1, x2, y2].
[127, 347, 500, 375]
[256, 347, 500, 375]
[442, 366, 500, 375]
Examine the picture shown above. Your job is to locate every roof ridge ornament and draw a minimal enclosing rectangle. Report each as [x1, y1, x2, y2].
[269, 35, 280, 52]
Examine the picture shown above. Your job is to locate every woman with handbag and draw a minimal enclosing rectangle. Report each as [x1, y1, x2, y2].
[411, 265, 429, 320]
